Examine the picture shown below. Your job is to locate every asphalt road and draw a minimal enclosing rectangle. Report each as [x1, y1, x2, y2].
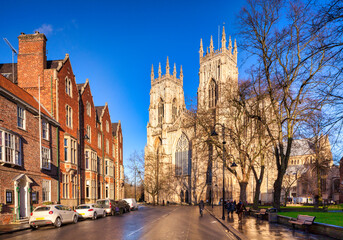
[1, 206, 235, 240]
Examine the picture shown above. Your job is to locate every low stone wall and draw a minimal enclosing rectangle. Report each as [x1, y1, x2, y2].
[0, 213, 14, 225]
[277, 215, 343, 240]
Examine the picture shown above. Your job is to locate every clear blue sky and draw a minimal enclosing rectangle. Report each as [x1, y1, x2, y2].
[0, 0, 246, 169]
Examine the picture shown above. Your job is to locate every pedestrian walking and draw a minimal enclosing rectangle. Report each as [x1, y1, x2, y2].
[199, 200, 205, 216]
[236, 200, 246, 221]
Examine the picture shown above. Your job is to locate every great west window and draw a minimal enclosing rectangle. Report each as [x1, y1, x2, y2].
[175, 134, 190, 176]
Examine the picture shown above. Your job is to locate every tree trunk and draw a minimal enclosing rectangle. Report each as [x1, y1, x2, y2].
[284, 190, 289, 207]
[316, 163, 322, 205]
[239, 182, 248, 202]
[273, 173, 284, 210]
[253, 181, 262, 210]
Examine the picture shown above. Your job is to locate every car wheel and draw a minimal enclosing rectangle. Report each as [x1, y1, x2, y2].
[30, 225, 39, 230]
[93, 212, 97, 220]
[73, 215, 78, 224]
[103, 211, 107, 218]
[54, 217, 62, 228]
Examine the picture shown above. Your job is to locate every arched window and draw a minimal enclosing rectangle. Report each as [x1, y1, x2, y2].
[158, 99, 164, 125]
[208, 79, 217, 108]
[172, 98, 177, 121]
[175, 134, 190, 176]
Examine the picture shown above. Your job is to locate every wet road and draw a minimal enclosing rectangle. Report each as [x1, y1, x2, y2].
[1, 206, 234, 240]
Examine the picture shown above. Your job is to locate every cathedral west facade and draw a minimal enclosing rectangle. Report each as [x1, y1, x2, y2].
[144, 28, 337, 205]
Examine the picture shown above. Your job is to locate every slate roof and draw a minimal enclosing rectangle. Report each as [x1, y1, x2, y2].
[290, 139, 315, 157]
[0, 63, 17, 84]
[0, 74, 57, 125]
[95, 106, 105, 122]
[112, 123, 119, 136]
[77, 83, 85, 92]
[285, 165, 309, 175]
[0, 60, 63, 85]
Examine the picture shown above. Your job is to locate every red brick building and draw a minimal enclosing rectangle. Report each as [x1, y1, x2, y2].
[0, 74, 59, 224]
[112, 121, 124, 199]
[0, 32, 124, 222]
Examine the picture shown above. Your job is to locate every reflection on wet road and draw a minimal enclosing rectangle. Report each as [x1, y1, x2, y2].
[1, 206, 235, 240]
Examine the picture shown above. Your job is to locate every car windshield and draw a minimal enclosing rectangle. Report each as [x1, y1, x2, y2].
[97, 200, 109, 207]
[76, 205, 90, 209]
[34, 206, 51, 212]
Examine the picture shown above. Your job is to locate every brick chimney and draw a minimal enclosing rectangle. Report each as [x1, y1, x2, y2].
[17, 31, 47, 88]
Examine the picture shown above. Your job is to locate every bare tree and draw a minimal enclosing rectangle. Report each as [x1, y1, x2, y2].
[238, 0, 335, 209]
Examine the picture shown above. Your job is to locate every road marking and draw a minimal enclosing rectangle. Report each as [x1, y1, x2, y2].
[127, 227, 144, 237]
[126, 207, 178, 237]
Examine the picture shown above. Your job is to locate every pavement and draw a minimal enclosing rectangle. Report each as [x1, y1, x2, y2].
[0, 223, 30, 235]
[0, 205, 235, 240]
[207, 205, 337, 240]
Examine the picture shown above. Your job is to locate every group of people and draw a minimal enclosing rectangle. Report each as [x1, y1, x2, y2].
[198, 199, 247, 221]
[225, 200, 246, 221]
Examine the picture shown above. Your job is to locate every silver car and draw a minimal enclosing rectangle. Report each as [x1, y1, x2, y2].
[29, 205, 78, 228]
[75, 204, 106, 220]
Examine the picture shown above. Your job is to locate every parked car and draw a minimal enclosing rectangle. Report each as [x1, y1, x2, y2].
[29, 205, 78, 229]
[114, 200, 126, 215]
[123, 198, 138, 210]
[118, 200, 130, 213]
[75, 204, 107, 220]
[96, 199, 118, 216]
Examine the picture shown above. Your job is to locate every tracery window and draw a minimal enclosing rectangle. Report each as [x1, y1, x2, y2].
[158, 99, 164, 125]
[172, 98, 177, 121]
[208, 79, 217, 108]
[175, 134, 190, 176]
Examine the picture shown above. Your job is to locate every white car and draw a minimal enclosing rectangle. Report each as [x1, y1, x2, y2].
[123, 198, 138, 210]
[29, 205, 78, 229]
[75, 204, 106, 220]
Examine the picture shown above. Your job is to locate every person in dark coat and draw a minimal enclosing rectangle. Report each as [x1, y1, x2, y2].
[199, 200, 205, 215]
[236, 200, 246, 221]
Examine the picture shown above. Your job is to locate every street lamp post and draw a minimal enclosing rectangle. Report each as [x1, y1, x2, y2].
[211, 123, 226, 220]
[211, 124, 237, 221]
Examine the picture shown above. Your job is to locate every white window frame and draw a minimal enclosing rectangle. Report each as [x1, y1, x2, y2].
[106, 139, 109, 154]
[70, 138, 77, 164]
[85, 150, 89, 169]
[112, 143, 115, 158]
[42, 119, 49, 140]
[98, 133, 101, 149]
[64, 138, 68, 162]
[42, 179, 51, 202]
[0, 130, 21, 166]
[41, 146, 51, 170]
[86, 125, 91, 143]
[105, 160, 109, 175]
[66, 105, 73, 128]
[86, 180, 90, 198]
[17, 105, 25, 129]
[86, 101, 91, 117]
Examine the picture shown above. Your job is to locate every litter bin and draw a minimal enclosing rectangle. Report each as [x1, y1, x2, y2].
[268, 208, 278, 223]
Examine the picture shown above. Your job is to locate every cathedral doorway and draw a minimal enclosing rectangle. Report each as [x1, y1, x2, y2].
[185, 190, 189, 204]
[180, 190, 184, 202]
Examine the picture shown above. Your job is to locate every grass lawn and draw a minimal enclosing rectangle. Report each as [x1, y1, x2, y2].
[278, 212, 343, 227]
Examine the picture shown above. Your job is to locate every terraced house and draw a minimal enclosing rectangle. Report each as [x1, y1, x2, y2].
[0, 31, 124, 223]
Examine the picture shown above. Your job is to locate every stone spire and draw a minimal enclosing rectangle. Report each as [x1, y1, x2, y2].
[229, 36, 232, 54]
[221, 26, 226, 51]
[151, 64, 154, 83]
[234, 39, 238, 62]
[199, 38, 204, 58]
[210, 35, 214, 53]
[180, 65, 183, 84]
[158, 62, 162, 78]
[166, 57, 170, 76]
[173, 63, 177, 77]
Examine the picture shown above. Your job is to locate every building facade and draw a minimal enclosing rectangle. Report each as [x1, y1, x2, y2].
[144, 28, 338, 205]
[0, 74, 59, 224]
[0, 32, 125, 223]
